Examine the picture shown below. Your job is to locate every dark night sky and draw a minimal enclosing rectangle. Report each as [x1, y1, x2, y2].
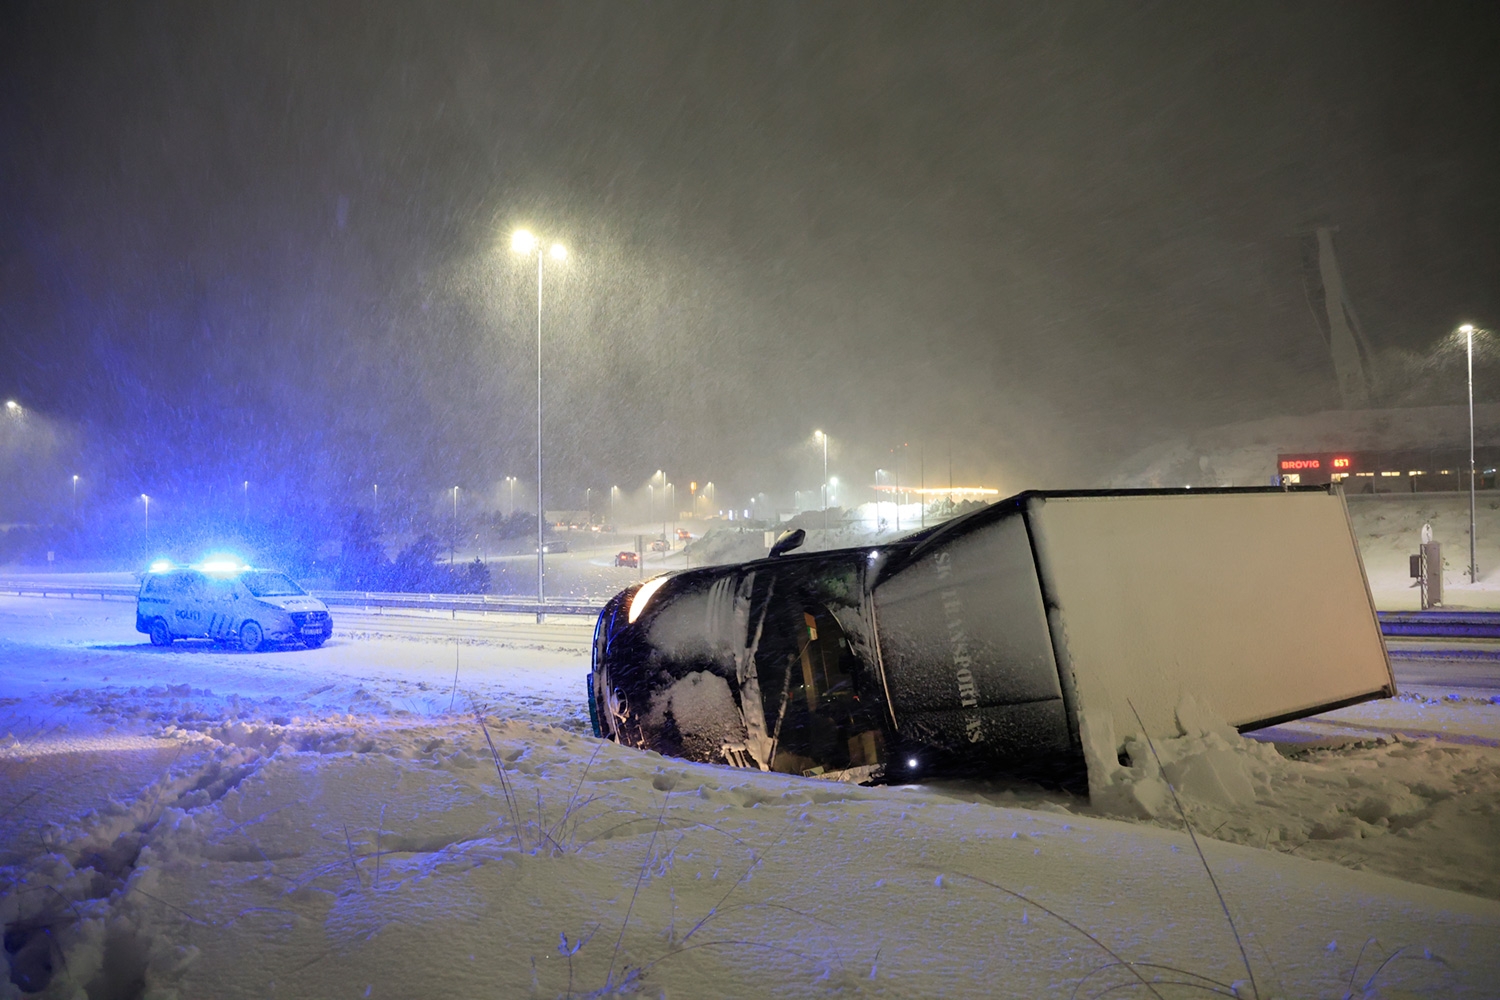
[2, 1, 1498, 519]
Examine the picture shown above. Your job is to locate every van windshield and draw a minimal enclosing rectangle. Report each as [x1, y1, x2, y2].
[240, 571, 306, 597]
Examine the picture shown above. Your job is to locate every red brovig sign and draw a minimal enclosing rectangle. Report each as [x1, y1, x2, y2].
[1277, 453, 1356, 479]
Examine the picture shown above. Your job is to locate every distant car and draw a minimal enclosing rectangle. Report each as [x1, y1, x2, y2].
[675, 528, 693, 541]
[649, 538, 671, 552]
[538, 540, 569, 554]
[614, 551, 640, 568]
[136, 562, 332, 651]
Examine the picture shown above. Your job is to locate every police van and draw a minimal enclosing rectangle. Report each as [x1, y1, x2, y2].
[136, 561, 333, 651]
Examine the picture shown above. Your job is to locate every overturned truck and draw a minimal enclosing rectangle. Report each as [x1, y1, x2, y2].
[588, 486, 1394, 790]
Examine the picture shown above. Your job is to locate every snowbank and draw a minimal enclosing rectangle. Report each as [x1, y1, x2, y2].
[4, 716, 1497, 999]
[1082, 695, 1500, 899]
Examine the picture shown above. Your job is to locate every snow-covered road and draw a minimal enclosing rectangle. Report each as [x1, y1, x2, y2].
[3, 593, 1499, 998]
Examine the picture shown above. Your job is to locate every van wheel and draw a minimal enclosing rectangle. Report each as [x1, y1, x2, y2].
[239, 620, 265, 652]
[148, 618, 173, 646]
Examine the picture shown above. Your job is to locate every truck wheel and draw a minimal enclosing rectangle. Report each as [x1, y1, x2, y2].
[149, 618, 173, 646]
[239, 620, 265, 652]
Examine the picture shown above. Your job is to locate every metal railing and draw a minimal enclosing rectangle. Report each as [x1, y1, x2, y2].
[0, 579, 605, 617]
[317, 590, 605, 617]
[1377, 610, 1500, 639]
[0, 580, 137, 600]
[8, 579, 1491, 637]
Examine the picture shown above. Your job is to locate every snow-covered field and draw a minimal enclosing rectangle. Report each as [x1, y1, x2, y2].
[1347, 493, 1500, 610]
[3, 592, 1499, 998]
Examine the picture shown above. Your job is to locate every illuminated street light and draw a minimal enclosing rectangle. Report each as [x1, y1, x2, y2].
[513, 228, 568, 621]
[505, 476, 517, 517]
[1461, 324, 1479, 583]
[71, 474, 79, 516]
[141, 494, 150, 548]
[4, 400, 17, 412]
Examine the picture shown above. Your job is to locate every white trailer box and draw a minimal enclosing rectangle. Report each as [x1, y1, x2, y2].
[1024, 489, 1394, 779]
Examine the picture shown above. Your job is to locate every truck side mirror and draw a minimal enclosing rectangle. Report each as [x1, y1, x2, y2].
[769, 528, 805, 558]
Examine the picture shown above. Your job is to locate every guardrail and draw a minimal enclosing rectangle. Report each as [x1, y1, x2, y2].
[0, 581, 137, 600]
[0, 580, 606, 617]
[317, 590, 605, 617]
[8, 580, 1490, 636]
[1377, 610, 1500, 639]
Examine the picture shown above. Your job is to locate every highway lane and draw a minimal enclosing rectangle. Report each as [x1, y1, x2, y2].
[1386, 640, 1500, 699]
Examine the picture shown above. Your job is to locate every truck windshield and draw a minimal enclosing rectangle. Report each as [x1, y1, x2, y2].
[240, 571, 305, 597]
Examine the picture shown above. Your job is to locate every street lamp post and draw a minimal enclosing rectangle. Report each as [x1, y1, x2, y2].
[814, 430, 829, 532]
[1462, 324, 1478, 583]
[513, 229, 567, 622]
[451, 486, 460, 566]
[71, 474, 79, 516]
[141, 494, 150, 549]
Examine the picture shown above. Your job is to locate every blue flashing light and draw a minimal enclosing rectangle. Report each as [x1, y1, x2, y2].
[148, 560, 175, 573]
[195, 554, 248, 574]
